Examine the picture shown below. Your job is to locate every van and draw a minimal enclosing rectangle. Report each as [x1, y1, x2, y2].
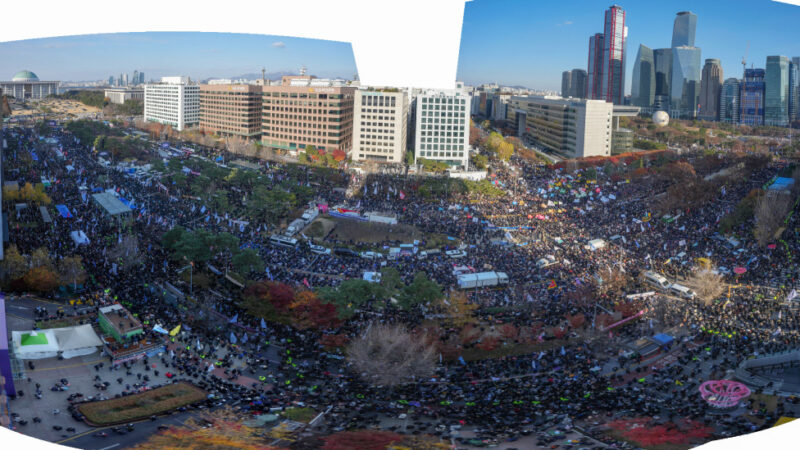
[445, 250, 467, 259]
[417, 249, 441, 260]
[536, 255, 557, 269]
[669, 283, 696, 300]
[334, 248, 359, 258]
[309, 244, 331, 255]
[360, 251, 383, 260]
[643, 271, 671, 290]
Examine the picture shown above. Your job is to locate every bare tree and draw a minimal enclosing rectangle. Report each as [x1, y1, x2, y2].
[689, 268, 725, 305]
[346, 323, 437, 386]
[108, 235, 143, 270]
[594, 266, 631, 297]
[754, 193, 792, 247]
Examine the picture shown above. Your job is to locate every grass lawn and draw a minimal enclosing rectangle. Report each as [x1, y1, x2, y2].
[280, 407, 317, 423]
[35, 314, 94, 330]
[78, 382, 207, 425]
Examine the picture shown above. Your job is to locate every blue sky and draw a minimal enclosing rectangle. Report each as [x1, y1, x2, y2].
[457, 0, 800, 92]
[0, 32, 357, 82]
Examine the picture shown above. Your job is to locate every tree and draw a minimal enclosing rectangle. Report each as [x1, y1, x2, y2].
[289, 291, 341, 329]
[595, 267, 630, 297]
[232, 249, 264, 276]
[689, 268, 726, 305]
[444, 290, 478, 328]
[23, 266, 59, 292]
[322, 430, 404, 450]
[471, 153, 488, 170]
[379, 267, 402, 295]
[30, 247, 53, 270]
[754, 193, 792, 247]
[496, 140, 514, 161]
[0, 244, 28, 282]
[346, 324, 437, 386]
[397, 272, 443, 310]
[161, 226, 188, 250]
[135, 407, 277, 450]
[318, 279, 385, 318]
[268, 282, 295, 311]
[58, 256, 87, 287]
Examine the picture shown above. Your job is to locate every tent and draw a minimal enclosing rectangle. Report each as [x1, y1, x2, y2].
[70, 230, 90, 245]
[652, 333, 675, 347]
[12, 324, 104, 359]
[55, 204, 72, 218]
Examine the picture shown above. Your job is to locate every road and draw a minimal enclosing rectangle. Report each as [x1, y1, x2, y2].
[58, 410, 198, 449]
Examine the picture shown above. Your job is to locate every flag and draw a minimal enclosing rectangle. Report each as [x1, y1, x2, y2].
[547, 280, 557, 289]
[230, 332, 237, 344]
[649, 319, 653, 329]
[560, 346, 566, 356]
[229, 314, 238, 324]
[152, 325, 169, 334]
[261, 318, 267, 330]
[531, 360, 537, 370]
[788, 289, 798, 302]
[458, 356, 466, 365]
[399, 191, 406, 200]
[169, 324, 181, 336]
[208, 363, 215, 373]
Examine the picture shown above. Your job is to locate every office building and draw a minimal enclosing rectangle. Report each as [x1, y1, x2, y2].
[765, 55, 789, 127]
[104, 87, 144, 105]
[653, 48, 673, 111]
[261, 75, 355, 154]
[133, 71, 139, 86]
[670, 46, 702, 118]
[562, 71, 572, 98]
[0, 70, 59, 100]
[720, 78, 741, 124]
[352, 88, 408, 163]
[108, 76, 114, 86]
[571, 69, 587, 99]
[790, 58, 799, 122]
[488, 92, 512, 121]
[671, 11, 697, 48]
[601, 5, 627, 105]
[506, 96, 613, 159]
[631, 44, 655, 108]
[740, 69, 765, 126]
[199, 84, 262, 139]
[699, 59, 723, 121]
[587, 33, 605, 100]
[143, 76, 199, 131]
[413, 83, 470, 170]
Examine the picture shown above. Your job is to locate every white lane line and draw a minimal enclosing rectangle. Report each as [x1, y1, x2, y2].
[98, 444, 120, 450]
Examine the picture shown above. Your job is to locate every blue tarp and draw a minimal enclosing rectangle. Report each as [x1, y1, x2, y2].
[652, 333, 674, 346]
[92, 187, 104, 193]
[768, 177, 795, 191]
[118, 198, 135, 209]
[55, 205, 72, 218]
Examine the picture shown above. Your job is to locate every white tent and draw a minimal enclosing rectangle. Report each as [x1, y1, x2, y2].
[70, 230, 90, 245]
[12, 324, 104, 359]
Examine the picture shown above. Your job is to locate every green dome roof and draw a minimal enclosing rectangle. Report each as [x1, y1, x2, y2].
[12, 70, 39, 82]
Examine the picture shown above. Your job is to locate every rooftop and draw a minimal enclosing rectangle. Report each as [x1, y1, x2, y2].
[92, 192, 133, 216]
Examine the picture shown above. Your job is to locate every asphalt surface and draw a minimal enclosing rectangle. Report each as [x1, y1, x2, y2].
[58, 410, 198, 449]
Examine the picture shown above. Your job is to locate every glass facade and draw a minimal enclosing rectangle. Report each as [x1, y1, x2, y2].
[790, 58, 799, 122]
[653, 48, 673, 111]
[671, 11, 697, 48]
[699, 59, 723, 121]
[587, 33, 604, 100]
[631, 44, 655, 108]
[720, 78, 740, 124]
[670, 46, 702, 118]
[740, 69, 765, 126]
[765, 55, 790, 127]
[601, 5, 626, 105]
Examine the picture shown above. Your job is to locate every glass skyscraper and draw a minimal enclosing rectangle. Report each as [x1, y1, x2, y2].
[788, 57, 798, 122]
[601, 5, 627, 105]
[765, 56, 790, 127]
[671, 11, 697, 48]
[670, 46, 702, 118]
[740, 69, 765, 126]
[631, 44, 655, 108]
[720, 78, 740, 124]
[587, 33, 605, 100]
[653, 48, 672, 111]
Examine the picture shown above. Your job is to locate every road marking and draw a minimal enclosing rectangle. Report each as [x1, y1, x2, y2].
[98, 444, 120, 450]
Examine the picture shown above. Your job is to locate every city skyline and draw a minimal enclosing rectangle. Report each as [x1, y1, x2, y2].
[457, 0, 800, 92]
[0, 32, 358, 83]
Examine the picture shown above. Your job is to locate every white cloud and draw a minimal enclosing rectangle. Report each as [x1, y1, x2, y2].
[272, 41, 286, 48]
[556, 20, 573, 27]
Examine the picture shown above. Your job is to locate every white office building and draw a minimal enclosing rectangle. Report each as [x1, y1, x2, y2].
[104, 87, 144, 105]
[413, 83, 471, 170]
[143, 76, 199, 131]
[352, 89, 408, 163]
[507, 96, 613, 159]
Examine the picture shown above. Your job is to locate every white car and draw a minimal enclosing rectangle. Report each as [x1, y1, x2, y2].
[309, 244, 331, 255]
[360, 251, 384, 260]
[445, 250, 467, 259]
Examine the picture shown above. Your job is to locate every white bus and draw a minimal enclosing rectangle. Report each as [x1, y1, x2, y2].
[269, 235, 298, 248]
[643, 271, 670, 290]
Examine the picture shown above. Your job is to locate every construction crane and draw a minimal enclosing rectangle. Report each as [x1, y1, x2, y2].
[742, 41, 750, 77]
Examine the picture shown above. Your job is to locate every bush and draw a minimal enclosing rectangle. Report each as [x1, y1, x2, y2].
[77, 382, 206, 425]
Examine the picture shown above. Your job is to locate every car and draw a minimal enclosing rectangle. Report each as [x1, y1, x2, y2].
[308, 244, 331, 255]
[157, 425, 170, 431]
[359, 251, 383, 260]
[445, 250, 467, 259]
[334, 248, 359, 258]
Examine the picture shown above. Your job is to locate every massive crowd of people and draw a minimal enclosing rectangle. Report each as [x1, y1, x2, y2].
[4, 119, 800, 448]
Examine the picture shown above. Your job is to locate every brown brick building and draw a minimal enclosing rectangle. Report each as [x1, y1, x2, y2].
[261, 76, 355, 153]
[199, 84, 262, 139]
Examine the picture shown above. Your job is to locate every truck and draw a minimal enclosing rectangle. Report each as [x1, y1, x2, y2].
[285, 218, 306, 236]
[457, 271, 509, 289]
